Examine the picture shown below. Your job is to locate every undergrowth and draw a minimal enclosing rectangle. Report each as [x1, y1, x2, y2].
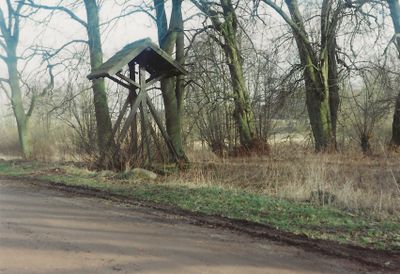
[0, 160, 399, 251]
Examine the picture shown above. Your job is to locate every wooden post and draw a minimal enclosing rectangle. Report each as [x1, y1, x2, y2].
[138, 65, 151, 164]
[129, 63, 138, 154]
[145, 95, 184, 163]
[114, 73, 182, 163]
[117, 87, 146, 143]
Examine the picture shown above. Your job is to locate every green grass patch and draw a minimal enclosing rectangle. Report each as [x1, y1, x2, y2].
[0, 160, 399, 250]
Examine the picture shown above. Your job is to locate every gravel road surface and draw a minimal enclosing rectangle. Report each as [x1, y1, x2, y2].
[0, 179, 372, 274]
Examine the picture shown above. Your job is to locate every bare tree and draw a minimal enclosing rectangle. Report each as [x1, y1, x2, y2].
[25, 0, 114, 161]
[0, 0, 54, 158]
[190, 0, 260, 152]
[258, 0, 351, 151]
[185, 24, 294, 155]
[185, 34, 235, 155]
[153, 0, 188, 162]
[387, 0, 400, 147]
[346, 68, 393, 154]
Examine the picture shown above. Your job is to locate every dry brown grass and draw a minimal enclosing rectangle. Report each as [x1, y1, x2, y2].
[171, 144, 400, 217]
[2, 118, 399, 217]
[0, 123, 20, 157]
[0, 121, 76, 162]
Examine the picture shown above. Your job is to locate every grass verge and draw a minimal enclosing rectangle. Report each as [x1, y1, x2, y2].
[0, 160, 399, 251]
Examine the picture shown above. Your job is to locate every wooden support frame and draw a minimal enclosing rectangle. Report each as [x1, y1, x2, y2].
[102, 64, 181, 164]
[89, 39, 189, 168]
[117, 72, 181, 162]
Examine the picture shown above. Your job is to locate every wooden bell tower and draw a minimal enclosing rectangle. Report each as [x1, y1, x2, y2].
[88, 38, 188, 168]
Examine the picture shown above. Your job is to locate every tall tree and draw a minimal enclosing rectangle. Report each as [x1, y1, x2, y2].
[26, 0, 114, 158]
[261, 0, 342, 151]
[83, 0, 114, 157]
[0, 1, 31, 157]
[191, 0, 258, 150]
[387, 0, 400, 147]
[0, 1, 53, 158]
[153, 0, 188, 161]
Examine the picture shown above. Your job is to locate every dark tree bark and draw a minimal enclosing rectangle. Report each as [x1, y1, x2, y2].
[391, 94, 400, 147]
[192, 0, 258, 150]
[263, 0, 342, 151]
[388, 0, 400, 147]
[153, 0, 188, 161]
[83, 0, 114, 157]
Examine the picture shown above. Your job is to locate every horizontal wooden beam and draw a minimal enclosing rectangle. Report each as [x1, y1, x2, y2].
[116, 72, 141, 89]
[107, 75, 131, 89]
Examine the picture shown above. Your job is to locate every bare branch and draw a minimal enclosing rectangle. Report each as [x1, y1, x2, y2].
[42, 39, 88, 59]
[191, 0, 224, 32]
[26, 92, 36, 118]
[12, 1, 24, 43]
[0, 8, 11, 41]
[0, 77, 9, 83]
[0, 77, 11, 100]
[261, 0, 311, 47]
[6, 0, 13, 33]
[101, 5, 156, 26]
[23, 0, 88, 28]
[0, 40, 6, 50]
[40, 63, 55, 97]
[184, 25, 214, 54]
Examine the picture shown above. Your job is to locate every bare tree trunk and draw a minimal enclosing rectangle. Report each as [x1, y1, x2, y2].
[174, 0, 186, 158]
[18, 0, 113, 164]
[327, 39, 340, 150]
[388, 0, 400, 147]
[360, 132, 371, 155]
[219, 0, 257, 150]
[192, 0, 257, 150]
[304, 76, 332, 151]
[274, 0, 341, 151]
[153, 0, 187, 161]
[391, 91, 400, 146]
[7, 53, 32, 158]
[0, 4, 33, 158]
[83, 0, 113, 157]
[222, 25, 256, 149]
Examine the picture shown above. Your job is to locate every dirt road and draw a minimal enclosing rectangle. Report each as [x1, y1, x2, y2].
[0, 179, 374, 274]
